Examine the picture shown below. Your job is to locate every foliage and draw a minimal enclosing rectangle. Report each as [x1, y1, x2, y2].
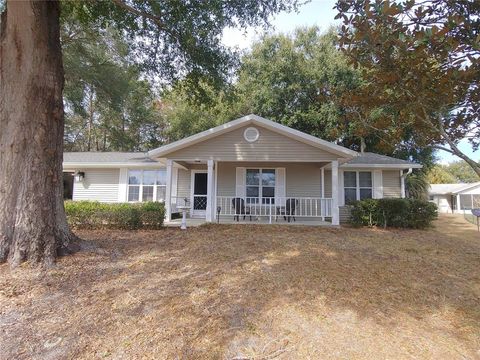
[350, 198, 437, 229]
[426, 160, 480, 184]
[406, 172, 430, 200]
[445, 160, 480, 183]
[61, 0, 301, 86]
[233, 27, 362, 146]
[161, 26, 435, 166]
[62, 16, 165, 152]
[335, 0, 480, 176]
[161, 81, 237, 142]
[65, 201, 165, 230]
[426, 165, 458, 184]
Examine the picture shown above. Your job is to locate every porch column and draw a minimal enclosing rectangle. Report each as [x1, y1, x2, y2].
[206, 159, 214, 222]
[400, 170, 406, 198]
[165, 159, 173, 222]
[456, 194, 461, 213]
[331, 160, 340, 225]
[321, 167, 325, 221]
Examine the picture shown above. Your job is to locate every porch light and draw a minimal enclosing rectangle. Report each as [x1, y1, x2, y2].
[74, 171, 85, 182]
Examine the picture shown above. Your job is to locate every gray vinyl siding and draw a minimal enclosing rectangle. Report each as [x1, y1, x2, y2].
[324, 170, 332, 198]
[286, 164, 321, 197]
[382, 170, 402, 198]
[165, 125, 340, 162]
[216, 162, 323, 197]
[177, 169, 191, 200]
[72, 169, 119, 202]
[339, 206, 352, 224]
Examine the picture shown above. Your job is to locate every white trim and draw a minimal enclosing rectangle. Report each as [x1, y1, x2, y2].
[165, 160, 173, 222]
[331, 161, 339, 225]
[148, 114, 358, 159]
[63, 162, 163, 169]
[452, 182, 480, 194]
[341, 163, 422, 169]
[243, 127, 260, 142]
[206, 160, 214, 222]
[373, 170, 383, 199]
[400, 170, 406, 198]
[118, 168, 128, 202]
[214, 161, 218, 221]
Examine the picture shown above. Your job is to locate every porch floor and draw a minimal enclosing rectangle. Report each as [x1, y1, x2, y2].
[165, 216, 332, 227]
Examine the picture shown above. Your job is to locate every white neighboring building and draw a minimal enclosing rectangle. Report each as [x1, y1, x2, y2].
[429, 182, 480, 213]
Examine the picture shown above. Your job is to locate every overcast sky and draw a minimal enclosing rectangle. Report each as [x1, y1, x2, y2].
[222, 0, 478, 164]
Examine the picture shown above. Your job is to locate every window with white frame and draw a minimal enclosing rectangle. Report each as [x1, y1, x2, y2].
[246, 169, 275, 204]
[128, 169, 167, 202]
[344, 171, 372, 204]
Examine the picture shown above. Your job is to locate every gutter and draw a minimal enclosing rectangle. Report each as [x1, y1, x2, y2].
[400, 168, 413, 198]
[401, 168, 413, 178]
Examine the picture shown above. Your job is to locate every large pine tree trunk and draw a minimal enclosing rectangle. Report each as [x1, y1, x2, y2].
[0, 0, 76, 267]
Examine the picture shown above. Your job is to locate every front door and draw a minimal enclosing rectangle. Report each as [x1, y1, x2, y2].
[192, 172, 208, 218]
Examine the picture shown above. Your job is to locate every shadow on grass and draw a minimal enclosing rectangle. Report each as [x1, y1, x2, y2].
[1, 216, 479, 358]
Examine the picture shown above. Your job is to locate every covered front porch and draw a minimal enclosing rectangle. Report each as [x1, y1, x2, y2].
[164, 159, 341, 226]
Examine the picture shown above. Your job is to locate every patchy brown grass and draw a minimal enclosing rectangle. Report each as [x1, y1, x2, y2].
[1, 214, 479, 359]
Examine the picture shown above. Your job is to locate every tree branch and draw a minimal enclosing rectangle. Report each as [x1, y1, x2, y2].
[436, 117, 480, 176]
[111, 0, 164, 28]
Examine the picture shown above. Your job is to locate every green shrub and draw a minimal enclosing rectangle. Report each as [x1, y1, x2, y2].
[350, 198, 437, 229]
[137, 201, 165, 230]
[350, 198, 379, 227]
[65, 201, 165, 230]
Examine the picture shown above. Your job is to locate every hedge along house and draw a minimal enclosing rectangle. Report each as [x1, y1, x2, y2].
[429, 182, 480, 214]
[63, 114, 422, 225]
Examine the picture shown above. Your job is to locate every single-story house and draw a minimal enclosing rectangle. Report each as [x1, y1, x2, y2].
[429, 182, 480, 213]
[63, 114, 422, 225]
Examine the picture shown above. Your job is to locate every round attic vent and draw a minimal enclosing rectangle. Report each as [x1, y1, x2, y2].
[244, 127, 259, 143]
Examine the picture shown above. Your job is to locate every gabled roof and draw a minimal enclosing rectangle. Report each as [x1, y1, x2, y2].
[63, 152, 159, 168]
[430, 182, 480, 195]
[148, 114, 359, 159]
[341, 152, 422, 169]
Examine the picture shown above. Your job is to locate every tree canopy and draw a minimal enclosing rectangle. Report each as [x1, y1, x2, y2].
[335, 0, 480, 176]
[0, 0, 303, 266]
[62, 16, 165, 152]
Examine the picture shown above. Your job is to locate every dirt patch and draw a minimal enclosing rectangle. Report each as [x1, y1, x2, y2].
[1, 215, 479, 359]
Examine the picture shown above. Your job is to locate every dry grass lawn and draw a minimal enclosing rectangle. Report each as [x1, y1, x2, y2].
[1, 214, 479, 359]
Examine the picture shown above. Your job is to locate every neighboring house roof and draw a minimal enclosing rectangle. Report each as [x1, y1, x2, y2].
[148, 114, 359, 159]
[63, 152, 158, 168]
[430, 182, 480, 195]
[341, 152, 422, 169]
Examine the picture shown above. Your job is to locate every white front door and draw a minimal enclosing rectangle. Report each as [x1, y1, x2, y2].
[191, 171, 208, 218]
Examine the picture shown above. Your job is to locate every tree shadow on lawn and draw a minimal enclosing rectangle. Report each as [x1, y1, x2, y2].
[1, 220, 479, 359]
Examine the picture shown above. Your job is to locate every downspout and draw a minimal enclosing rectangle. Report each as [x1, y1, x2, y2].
[400, 168, 413, 198]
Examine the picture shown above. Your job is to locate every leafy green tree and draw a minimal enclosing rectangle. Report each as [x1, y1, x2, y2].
[445, 160, 480, 183]
[162, 25, 436, 170]
[0, 0, 300, 267]
[335, 0, 480, 176]
[62, 17, 166, 152]
[426, 165, 458, 184]
[234, 27, 362, 146]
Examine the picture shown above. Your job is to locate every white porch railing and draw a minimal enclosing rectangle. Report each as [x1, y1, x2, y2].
[215, 196, 333, 221]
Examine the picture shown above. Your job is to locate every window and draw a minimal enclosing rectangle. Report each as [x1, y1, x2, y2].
[128, 169, 167, 202]
[459, 194, 480, 210]
[246, 169, 275, 204]
[344, 171, 372, 204]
